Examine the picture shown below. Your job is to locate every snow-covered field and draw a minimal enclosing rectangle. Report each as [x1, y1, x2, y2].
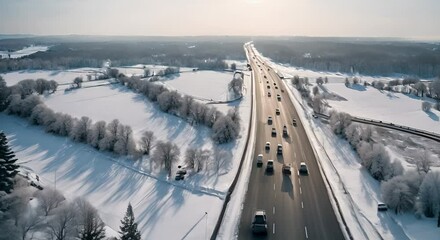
[162, 71, 236, 101]
[1, 67, 252, 239]
[252, 45, 440, 240]
[0, 45, 50, 59]
[2, 68, 105, 86]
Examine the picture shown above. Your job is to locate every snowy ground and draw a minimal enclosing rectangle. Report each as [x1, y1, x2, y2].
[0, 45, 50, 59]
[252, 45, 440, 240]
[1, 67, 252, 239]
[1, 68, 106, 86]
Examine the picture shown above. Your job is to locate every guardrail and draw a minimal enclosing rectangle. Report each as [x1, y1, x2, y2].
[316, 112, 440, 142]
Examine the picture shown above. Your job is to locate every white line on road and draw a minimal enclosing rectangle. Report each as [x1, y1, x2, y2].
[300, 187, 302, 194]
[305, 226, 309, 239]
[273, 223, 276, 234]
[273, 206, 275, 214]
[301, 201, 304, 208]
[298, 178, 301, 185]
[274, 183, 276, 191]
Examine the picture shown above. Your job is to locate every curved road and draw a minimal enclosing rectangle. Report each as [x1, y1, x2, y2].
[238, 46, 345, 240]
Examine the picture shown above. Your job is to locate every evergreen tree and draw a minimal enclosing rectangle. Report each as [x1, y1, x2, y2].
[0, 132, 19, 193]
[119, 203, 141, 240]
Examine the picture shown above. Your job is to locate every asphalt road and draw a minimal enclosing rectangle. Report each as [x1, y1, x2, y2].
[238, 46, 345, 240]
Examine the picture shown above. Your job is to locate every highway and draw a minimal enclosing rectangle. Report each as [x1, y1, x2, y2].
[238, 45, 345, 240]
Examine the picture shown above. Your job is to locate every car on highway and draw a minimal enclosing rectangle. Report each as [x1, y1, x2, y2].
[275, 108, 280, 115]
[312, 113, 318, 119]
[277, 144, 283, 155]
[267, 116, 273, 124]
[251, 210, 268, 235]
[256, 154, 263, 167]
[271, 127, 276, 136]
[264, 75, 267, 78]
[277, 94, 281, 101]
[275, 86, 278, 89]
[266, 81, 269, 84]
[265, 142, 270, 150]
[292, 118, 297, 126]
[273, 82, 276, 86]
[282, 125, 288, 137]
[299, 162, 309, 174]
[378, 203, 388, 211]
[266, 160, 274, 172]
[268, 92, 271, 97]
[282, 163, 292, 174]
[267, 85, 270, 89]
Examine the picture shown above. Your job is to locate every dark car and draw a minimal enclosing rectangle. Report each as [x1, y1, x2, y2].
[271, 128, 276, 137]
[266, 160, 274, 172]
[277, 144, 283, 155]
[299, 162, 308, 174]
[282, 164, 292, 175]
[251, 210, 268, 235]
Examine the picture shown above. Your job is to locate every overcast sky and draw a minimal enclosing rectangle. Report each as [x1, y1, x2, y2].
[0, 0, 439, 39]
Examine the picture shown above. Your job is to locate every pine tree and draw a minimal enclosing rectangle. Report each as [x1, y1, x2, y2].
[119, 203, 141, 240]
[0, 132, 20, 193]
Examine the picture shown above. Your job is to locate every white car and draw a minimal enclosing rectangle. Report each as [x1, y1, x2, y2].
[256, 154, 263, 166]
[265, 142, 270, 150]
[299, 162, 308, 174]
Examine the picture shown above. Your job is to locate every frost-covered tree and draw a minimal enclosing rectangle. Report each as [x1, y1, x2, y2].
[157, 91, 182, 114]
[119, 203, 141, 240]
[352, 77, 359, 85]
[152, 141, 180, 176]
[34, 187, 65, 216]
[415, 151, 433, 174]
[87, 121, 107, 149]
[179, 95, 194, 118]
[329, 111, 352, 137]
[227, 106, 241, 126]
[184, 148, 197, 170]
[312, 95, 325, 114]
[212, 115, 239, 144]
[99, 119, 120, 152]
[71, 116, 92, 143]
[381, 176, 414, 214]
[230, 63, 237, 71]
[316, 77, 324, 85]
[73, 77, 83, 88]
[228, 76, 244, 98]
[345, 77, 350, 87]
[0, 132, 19, 193]
[414, 82, 427, 97]
[114, 125, 136, 156]
[0, 76, 10, 111]
[47, 203, 78, 240]
[417, 171, 440, 218]
[140, 131, 155, 155]
[190, 102, 208, 125]
[74, 198, 106, 240]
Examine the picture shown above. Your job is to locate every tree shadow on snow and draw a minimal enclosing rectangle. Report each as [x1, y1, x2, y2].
[425, 110, 439, 122]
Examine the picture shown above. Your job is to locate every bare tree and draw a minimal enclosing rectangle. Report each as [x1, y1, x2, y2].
[99, 119, 120, 151]
[312, 86, 319, 96]
[184, 148, 197, 170]
[312, 95, 325, 114]
[212, 115, 239, 144]
[114, 125, 137, 156]
[74, 198, 106, 240]
[71, 116, 92, 143]
[194, 149, 210, 172]
[87, 121, 107, 149]
[152, 141, 180, 176]
[140, 131, 155, 155]
[17, 205, 43, 240]
[316, 77, 324, 85]
[329, 111, 352, 137]
[47, 204, 78, 240]
[417, 171, 440, 218]
[34, 188, 65, 216]
[414, 82, 427, 97]
[73, 77, 83, 88]
[415, 151, 433, 174]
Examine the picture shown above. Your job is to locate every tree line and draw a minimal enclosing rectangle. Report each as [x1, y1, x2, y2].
[329, 111, 440, 225]
[115, 70, 241, 144]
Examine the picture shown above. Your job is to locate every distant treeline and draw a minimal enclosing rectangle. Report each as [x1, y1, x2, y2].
[0, 37, 247, 72]
[254, 38, 440, 78]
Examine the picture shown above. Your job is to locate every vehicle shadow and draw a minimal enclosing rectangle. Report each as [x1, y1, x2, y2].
[281, 175, 294, 199]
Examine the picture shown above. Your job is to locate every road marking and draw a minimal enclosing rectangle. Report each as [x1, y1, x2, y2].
[273, 223, 276, 234]
[297, 171, 299, 176]
[274, 183, 276, 191]
[305, 226, 309, 239]
[298, 178, 301, 185]
[300, 187, 302, 194]
[301, 201, 304, 209]
[273, 206, 275, 214]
